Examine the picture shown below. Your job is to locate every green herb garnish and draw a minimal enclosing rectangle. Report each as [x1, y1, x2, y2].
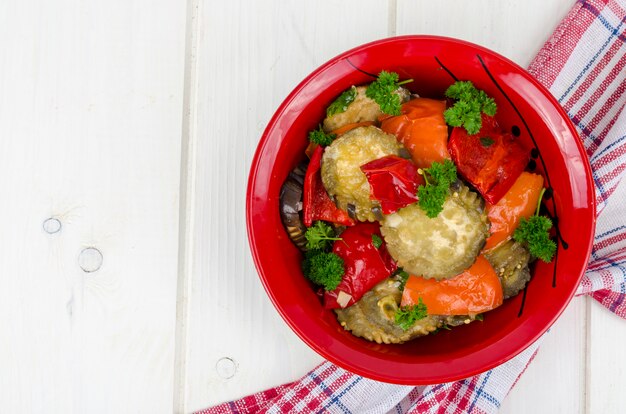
[417, 159, 458, 218]
[371, 234, 383, 249]
[395, 298, 428, 330]
[480, 137, 495, 147]
[444, 81, 497, 135]
[308, 125, 336, 146]
[513, 188, 557, 262]
[393, 268, 410, 290]
[365, 71, 413, 115]
[302, 250, 345, 291]
[327, 86, 357, 117]
[305, 221, 342, 251]
[432, 324, 452, 335]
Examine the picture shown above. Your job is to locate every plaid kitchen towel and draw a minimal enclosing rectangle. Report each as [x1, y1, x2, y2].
[200, 0, 626, 412]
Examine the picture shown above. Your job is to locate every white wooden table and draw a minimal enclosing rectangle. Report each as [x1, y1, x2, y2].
[2, 1, 625, 413]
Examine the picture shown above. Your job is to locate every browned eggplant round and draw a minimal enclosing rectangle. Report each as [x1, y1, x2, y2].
[335, 274, 479, 344]
[485, 239, 532, 299]
[279, 161, 309, 251]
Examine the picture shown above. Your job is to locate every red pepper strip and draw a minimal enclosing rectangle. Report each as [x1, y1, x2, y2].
[360, 155, 423, 214]
[324, 222, 397, 309]
[400, 255, 503, 315]
[303, 145, 355, 227]
[448, 114, 529, 204]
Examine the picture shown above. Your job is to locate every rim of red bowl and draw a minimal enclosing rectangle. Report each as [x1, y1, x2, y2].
[246, 35, 596, 384]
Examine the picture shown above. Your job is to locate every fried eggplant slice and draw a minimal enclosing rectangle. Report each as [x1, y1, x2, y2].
[380, 183, 489, 280]
[485, 239, 532, 299]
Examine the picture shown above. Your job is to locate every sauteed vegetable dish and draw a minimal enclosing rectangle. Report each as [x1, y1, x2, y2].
[279, 71, 556, 344]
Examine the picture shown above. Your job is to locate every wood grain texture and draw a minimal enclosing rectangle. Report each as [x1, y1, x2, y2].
[586, 177, 626, 414]
[5, 0, 625, 412]
[179, 0, 391, 411]
[0, 1, 186, 412]
[588, 300, 626, 414]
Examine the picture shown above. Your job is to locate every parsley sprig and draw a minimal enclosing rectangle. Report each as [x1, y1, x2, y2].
[395, 298, 428, 330]
[327, 86, 357, 117]
[513, 188, 557, 262]
[366, 71, 413, 116]
[417, 159, 458, 218]
[302, 250, 345, 291]
[444, 81, 497, 135]
[308, 125, 336, 146]
[371, 234, 383, 249]
[305, 221, 342, 251]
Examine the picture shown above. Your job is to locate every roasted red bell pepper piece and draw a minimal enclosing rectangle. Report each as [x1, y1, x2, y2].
[448, 114, 529, 204]
[324, 222, 397, 309]
[360, 155, 423, 214]
[303, 145, 355, 227]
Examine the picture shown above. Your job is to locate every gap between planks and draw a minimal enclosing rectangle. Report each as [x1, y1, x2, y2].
[174, 0, 202, 413]
[388, 0, 398, 36]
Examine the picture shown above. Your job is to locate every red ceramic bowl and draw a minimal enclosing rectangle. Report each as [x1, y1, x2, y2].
[247, 36, 595, 384]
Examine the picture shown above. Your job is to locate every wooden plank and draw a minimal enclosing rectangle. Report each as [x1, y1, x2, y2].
[396, 0, 573, 67]
[588, 300, 626, 414]
[0, 1, 186, 412]
[587, 177, 626, 414]
[178, 0, 391, 411]
[500, 297, 587, 414]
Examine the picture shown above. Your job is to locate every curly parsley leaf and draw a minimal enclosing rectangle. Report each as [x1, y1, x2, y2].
[417, 159, 458, 218]
[480, 137, 495, 147]
[513, 188, 557, 262]
[395, 298, 428, 331]
[427, 158, 457, 186]
[305, 221, 342, 251]
[371, 234, 383, 249]
[418, 185, 448, 218]
[444, 81, 497, 135]
[308, 125, 336, 146]
[327, 86, 357, 117]
[514, 216, 557, 262]
[365, 71, 412, 116]
[302, 250, 345, 291]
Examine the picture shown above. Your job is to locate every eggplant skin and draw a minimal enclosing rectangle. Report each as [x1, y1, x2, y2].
[335, 276, 478, 344]
[485, 239, 532, 299]
[279, 161, 308, 250]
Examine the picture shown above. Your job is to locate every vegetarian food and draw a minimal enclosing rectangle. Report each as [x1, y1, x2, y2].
[321, 126, 404, 222]
[381, 182, 489, 280]
[279, 72, 557, 344]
